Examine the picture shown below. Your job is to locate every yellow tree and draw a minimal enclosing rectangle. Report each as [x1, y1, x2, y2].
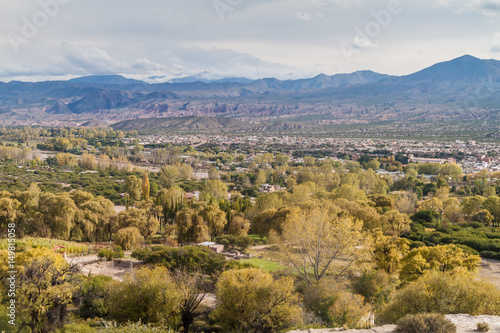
[142, 173, 150, 200]
[399, 244, 481, 283]
[212, 268, 302, 332]
[272, 205, 367, 285]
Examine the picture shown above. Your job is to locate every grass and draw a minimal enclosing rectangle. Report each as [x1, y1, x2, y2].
[0, 237, 89, 255]
[247, 234, 267, 245]
[240, 258, 287, 272]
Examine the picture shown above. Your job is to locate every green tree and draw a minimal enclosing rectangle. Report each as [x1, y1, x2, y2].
[108, 267, 181, 326]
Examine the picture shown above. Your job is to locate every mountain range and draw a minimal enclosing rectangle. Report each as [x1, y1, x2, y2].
[1, 55, 500, 128]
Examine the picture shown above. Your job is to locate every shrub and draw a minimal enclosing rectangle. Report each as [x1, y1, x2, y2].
[214, 234, 254, 251]
[78, 275, 113, 319]
[395, 313, 456, 333]
[98, 247, 124, 261]
[212, 268, 302, 332]
[477, 322, 490, 332]
[481, 251, 500, 260]
[381, 271, 500, 323]
[114, 227, 143, 250]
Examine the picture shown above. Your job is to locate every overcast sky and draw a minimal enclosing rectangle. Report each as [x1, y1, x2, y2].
[1, 0, 499, 82]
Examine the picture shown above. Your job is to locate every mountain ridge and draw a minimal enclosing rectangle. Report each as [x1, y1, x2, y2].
[1, 55, 499, 126]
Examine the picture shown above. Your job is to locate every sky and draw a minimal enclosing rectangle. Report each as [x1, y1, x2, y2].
[1, 0, 500, 82]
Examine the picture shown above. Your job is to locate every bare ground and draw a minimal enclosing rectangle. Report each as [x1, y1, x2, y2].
[479, 258, 500, 289]
[288, 315, 500, 333]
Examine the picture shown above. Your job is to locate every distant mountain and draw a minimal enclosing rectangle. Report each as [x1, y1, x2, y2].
[69, 75, 147, 85]
[398, 55, 500, 84]
[0, 55, 500, 126]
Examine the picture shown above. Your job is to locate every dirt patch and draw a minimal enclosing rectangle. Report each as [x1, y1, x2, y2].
[479, 258, 500, 289]
[78, 259, 141, 281]
[287, 315, 500, 333]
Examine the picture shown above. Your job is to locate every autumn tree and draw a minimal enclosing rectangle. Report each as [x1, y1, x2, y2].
[0, 248, 74, 333]
[228, 215, 251, 236]
[372, 231, 410, 274]
[142, 173, 150, 200]
[175, 207, 210, 244]
[36, 192, 77, 239]
[202, 179, 228, 201]
[399, 244, 481, 283]
[125, 175, 142, 203]
[212, 268, 302, 333]
[118, 207, 159, 240]
[200, 203, 227, 239]
[114, 227, 143, 250]
[379, 209, 412, 236]
[271, 204, 367, 285]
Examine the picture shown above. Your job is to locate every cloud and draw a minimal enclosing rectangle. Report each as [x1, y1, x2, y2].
[438, 0, 500, 18]
[492, 32, 500, 52]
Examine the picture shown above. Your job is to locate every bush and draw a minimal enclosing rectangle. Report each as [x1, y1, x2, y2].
[98, 247, 124, 261]
[78, 275, 113, 319]
[395, 313, 456, 333]
[481, 251, 500, 260]
[114, 227, 143, 250]
[214, 234, 254, 251]
[477, 322, 490, 332]
[381, 271, 500, 323]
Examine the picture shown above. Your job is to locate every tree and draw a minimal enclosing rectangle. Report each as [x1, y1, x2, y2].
[201, 203, 227, 239]
[78, 275, 114, 319]
[142, 173, 150, 200]
[36, 192, 77, 239]
[271, 205, 367, 285]
[417, 197, 443, 214]
[0, 197, 20, 235]
[461, 195, 486, 219]
[118, 207, 159, 240]
[126, 175, 142, 203]
[114, 227, 143, 250]
[372, 231, 410, 274]
[0, 248, 74, 333]
[379, 209, 412, 236]
[212, 268, 302, 333]
[202, 179, 228, 201]
[228, 215, 251, 236]
[483, 195, 500, 226]
[108, 267, 181, 326]
[74, 196, 118, 242]
[175, 207, 210, 244]
[399, 244, 481, 283]
[254, 170, 267, 186]
[173, 271, 210, 333]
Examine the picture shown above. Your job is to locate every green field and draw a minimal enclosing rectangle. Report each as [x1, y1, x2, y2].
[240, 258, 287, 272]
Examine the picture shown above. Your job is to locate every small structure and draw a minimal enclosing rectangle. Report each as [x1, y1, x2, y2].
[260, 184, 286, 193]
[197, 242, 224, 253]
[52, 245, 67, 259]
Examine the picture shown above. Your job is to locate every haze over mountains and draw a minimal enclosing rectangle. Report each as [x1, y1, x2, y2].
[1, 55, 499, 128]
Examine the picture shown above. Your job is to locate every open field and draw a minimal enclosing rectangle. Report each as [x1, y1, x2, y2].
[240, 258, 288, 272]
